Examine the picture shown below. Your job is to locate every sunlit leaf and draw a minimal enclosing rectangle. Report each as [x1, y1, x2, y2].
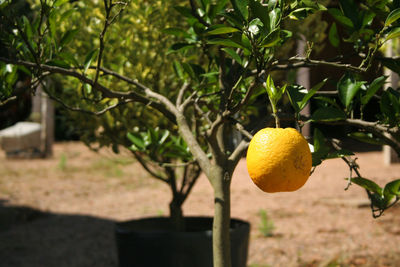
[384, 179, 400, 196]
[83, 49, 98, 73]
[351, 177, 383, 196]
[299, 78, 327, 110]
[385, 8, 400, 26]
[206, 26, 239, 35]
[337, 73, 365, 108]
[361, 76, 386, 105]
[348, 132, 384, 145]
[386, 27, 400, 41]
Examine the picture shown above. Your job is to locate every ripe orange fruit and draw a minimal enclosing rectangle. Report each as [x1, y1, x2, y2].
[246, 127, 312, 193]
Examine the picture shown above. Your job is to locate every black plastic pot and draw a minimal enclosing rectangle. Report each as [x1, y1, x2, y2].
[115, 216, 250, 267]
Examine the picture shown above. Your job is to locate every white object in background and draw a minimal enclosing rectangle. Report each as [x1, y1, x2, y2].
[0, 122, 42, 152]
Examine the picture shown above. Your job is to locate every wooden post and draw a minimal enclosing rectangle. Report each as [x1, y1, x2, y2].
[31, 84, 54, 157]
[383, 39, 400, 165]
[296, 37, 311, 139]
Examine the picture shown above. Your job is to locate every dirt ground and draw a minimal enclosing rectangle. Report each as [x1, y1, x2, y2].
[0, 142, 400, 267]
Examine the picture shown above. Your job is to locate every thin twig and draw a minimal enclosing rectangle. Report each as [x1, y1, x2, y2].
[271, 56, 367, 73]
[176, 82, 190, 107]
[0, 57, 177, 122]
[0, 96, 17, 106]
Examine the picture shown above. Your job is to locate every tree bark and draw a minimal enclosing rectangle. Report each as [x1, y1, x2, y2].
[211, 165, 232, 267]
[169, 198, 184, 231]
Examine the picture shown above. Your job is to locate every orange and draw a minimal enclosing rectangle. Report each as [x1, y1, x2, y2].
[246, 127, 312, 193]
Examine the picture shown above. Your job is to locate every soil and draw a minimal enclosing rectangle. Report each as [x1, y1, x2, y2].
[1, 142, 400, 267]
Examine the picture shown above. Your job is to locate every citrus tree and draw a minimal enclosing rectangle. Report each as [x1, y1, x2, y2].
[1, 0, 400, 266]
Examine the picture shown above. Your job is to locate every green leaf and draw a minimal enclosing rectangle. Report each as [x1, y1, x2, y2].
[221, 47, 243, 65]
[58, 52, 79, 67]
[60, 8, 76, 23]
[127, 132, 146, 151]
[386, 27, 400, 41]
[82, 83, 91, 94]
[230, 0, 249, 21]
[4, 65, 18, 85]
[48, 10, 57, 37]
[380, 89, 400, 125]
[348, 132, 385, 145]
[167, 43, 195, 54]
[299, 78, 327, 110]
[17, 65, 31, 76]
[181, 63, 195, 80]
[339, 0, 359, 29]
[328, 22, 340, 47]
[328, 8, 354, 28]
[22, 16, 33, 40]
[213, 0, 229, 17]
[380, 90, 396, 124]
[240, 33, 252, 50]
[174, 6, 195, 19]
[260, 29, 281, 47]
[249, 0, 270, 29]
[268, 0, 278, 10]
[361, 76, 386, 105]
[189, 63, 206, 80]
[314, 96, 341, 109]
[383, 179, 400, 206]
[59, 29, 79, 50]
[83, 49, 98, 73]
[222, 11, 244, 28]
[269, 8, 281, 30]
[207, 38, 245, 49]
[206, 26, 239, 35]
[265, 74, 277, 102]
[0, 0, 10, 10]
[380, 58, 400, 74]
[384, 179, 400, 196]
[54, 0, 70, 7]
[173, 61, 184, 79]
[286, 84, 306, 112]
[311, 107, 346, 121]
[288, 7, 315, 20]
[337, 73, 365, 108]
[162, 28, 191, 38]
[385, 8, 400, 26]
[45, 59, 70, 69]
[350, 177, 383, 196]
[312, 128, 330, 166]
[158, 130, 170, 145]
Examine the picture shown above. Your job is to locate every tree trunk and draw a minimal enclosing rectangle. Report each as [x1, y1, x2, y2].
[169, 198, 185, 231]
[211, 166, 232, 267]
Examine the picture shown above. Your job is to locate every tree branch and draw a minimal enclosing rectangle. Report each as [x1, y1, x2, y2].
[176, 113, 212, 177]
[131, 151, 169, 183]
[317, 118, 400, 155]
[0, 96, 17, 107]
[45, 88, 134, 116]
[0, 57, 177, 122]
[271, 56, 367, 73]
[189, 0, 210, 27]
[176, 82, 190, 107]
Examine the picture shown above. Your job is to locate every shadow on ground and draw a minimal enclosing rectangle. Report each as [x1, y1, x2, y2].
[0, 199, 118, 267]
